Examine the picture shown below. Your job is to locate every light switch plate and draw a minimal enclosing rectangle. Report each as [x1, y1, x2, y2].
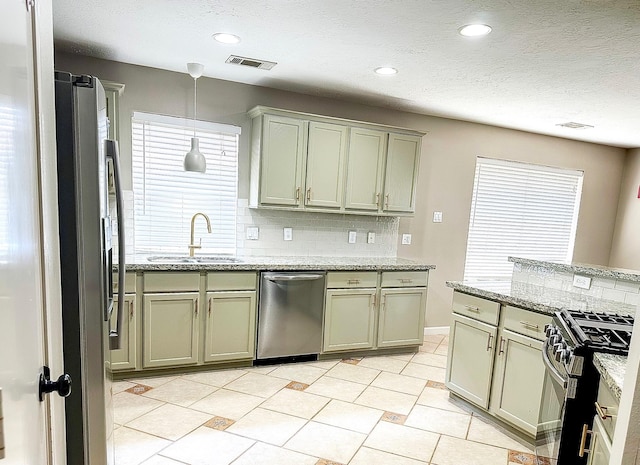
[246, 226, 259, 240]
[367, 232, 375, 244]
[433, 211, 443, 223]
[572, 274, 591, 290]
[402, 234, 412, 245]
[348, 230, 357, 244]
[283, 227, 293, 241]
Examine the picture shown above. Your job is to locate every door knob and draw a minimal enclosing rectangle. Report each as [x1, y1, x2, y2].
[39, 366, 72, 401]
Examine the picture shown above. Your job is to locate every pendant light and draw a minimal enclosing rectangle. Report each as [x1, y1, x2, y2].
[184, 62, 206, 173]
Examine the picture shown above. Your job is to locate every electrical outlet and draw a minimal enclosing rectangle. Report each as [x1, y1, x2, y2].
[283, 227, 293, 241]
[402, 234, 412, 245]
[433, 211, 443, 223]
[348, 230, 357, 244]
[572, 274, 591, 290]
[246, 226, 259, 240]
[367, 232, 376, 244]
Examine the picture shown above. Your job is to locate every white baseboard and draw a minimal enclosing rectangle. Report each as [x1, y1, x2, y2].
[424, 326, 450, 336]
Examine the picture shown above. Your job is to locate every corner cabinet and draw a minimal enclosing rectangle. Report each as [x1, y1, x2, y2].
[249, 106, 424, 216]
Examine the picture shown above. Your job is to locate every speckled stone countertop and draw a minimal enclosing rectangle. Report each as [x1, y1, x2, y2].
[509, 256, 640, 283]
[446, 280, 636, 316]
[117, 255, 436, 272]
[593, 353, 627, 400]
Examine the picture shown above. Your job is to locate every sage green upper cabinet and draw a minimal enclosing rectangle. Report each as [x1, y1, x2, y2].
[383, 133, 421, 213]
[257, 114, 306, 207]
[305, 122, 348, 209]
[344, 128, 387, 212]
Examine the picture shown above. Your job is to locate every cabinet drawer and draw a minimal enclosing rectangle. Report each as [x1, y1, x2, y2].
[381, 271, 427, 288]
[596, 377, 619, 443]
[327, 271, 378, 288]
[452, 292, 500, 325]
[501, 306, 551, 341]
[143, 272, 200, 292]
[207, 272, 257, 291]
[113, 271, 136, 293]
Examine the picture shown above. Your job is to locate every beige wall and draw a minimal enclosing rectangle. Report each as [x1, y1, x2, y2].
[55, 52, 627, 326]
[609, 148, 640, 269]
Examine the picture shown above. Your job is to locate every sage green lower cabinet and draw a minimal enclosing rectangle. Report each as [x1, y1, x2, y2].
[143, 292, 199, 368]
[109, 294, 136, 371]
[489, 329, 545, 436]
[378, 287, 426, 348]
[446, 313, 497, 409]
[323, 288, 377, 352]
[204, 291, 257, 362]
[587, 416, 611, 465]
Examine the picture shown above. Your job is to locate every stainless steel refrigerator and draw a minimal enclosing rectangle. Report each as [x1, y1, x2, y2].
[54, 71, 125, 465]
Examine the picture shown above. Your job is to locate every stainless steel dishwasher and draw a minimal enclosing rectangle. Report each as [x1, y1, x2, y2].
[257, 271, 326, 360]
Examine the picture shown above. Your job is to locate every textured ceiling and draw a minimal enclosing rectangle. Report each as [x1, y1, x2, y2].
[53, 0, 640, 148]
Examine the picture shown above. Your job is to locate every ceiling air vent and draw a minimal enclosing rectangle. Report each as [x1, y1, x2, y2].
[556, 122, 594, 129]
[225, 55, 277, 70]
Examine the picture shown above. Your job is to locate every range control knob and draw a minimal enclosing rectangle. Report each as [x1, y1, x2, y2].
[554, 343, 568, 362]
[544, 324, 557, 337]
[549, 334, 560, 346]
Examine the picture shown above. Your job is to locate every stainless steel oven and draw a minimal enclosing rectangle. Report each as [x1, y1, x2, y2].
[539, 310, 632, 464]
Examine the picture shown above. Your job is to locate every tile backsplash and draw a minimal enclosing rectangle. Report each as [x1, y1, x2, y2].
[236, 199, 399, 257]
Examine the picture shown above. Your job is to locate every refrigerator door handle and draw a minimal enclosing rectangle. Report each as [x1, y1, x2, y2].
[106, 139, 126, 350]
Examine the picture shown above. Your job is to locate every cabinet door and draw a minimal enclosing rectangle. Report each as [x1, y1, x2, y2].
[260, 114, 306, 207]
[305, 121, 348, 209]
[344, 128, 386, 211]
[446, 313, 497, 409]
[204, 291, 257, 362]
[323, 289, 377, 352]
[587, 416, 611, 465]
[383, 133, 420, 213]
[109, 294, 136, 371]
[378, 288, 426, 348]
[490, 329, 544, 436]
[143, 292, 199, 368]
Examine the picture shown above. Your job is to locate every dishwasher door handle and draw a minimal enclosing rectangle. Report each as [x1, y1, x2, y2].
[266, 274, 324, 282]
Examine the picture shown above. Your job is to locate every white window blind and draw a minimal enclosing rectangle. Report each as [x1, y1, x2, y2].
[132, 112, 240, 254]
[463, 157, 583, 282]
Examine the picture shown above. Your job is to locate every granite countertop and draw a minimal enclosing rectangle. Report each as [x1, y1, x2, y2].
[118, 255, 436, 272]
[509, 256, 640, 283]
[593, 353, 627, 401]
[446, 280, 636, 316]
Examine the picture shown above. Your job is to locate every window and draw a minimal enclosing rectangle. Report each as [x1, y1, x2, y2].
[463, 157, 583, 282]
[132, 112, 240, 254]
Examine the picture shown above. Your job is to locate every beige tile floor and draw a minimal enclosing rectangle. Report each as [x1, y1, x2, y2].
[113, 334, 553, 465]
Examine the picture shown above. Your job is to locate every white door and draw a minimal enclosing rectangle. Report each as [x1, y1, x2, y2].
[0, 1, 61, 464]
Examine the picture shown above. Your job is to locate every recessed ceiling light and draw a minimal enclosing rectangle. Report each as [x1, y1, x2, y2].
[458, 24, 492, 37]
[213, 33, 241, 44]
[374, 67, 398, 75]
[556, 122, 595, 129]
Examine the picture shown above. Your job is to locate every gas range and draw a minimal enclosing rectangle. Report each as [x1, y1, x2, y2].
[541, 309, 634, 464]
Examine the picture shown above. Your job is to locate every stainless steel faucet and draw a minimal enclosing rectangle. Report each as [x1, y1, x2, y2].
[188, 212, 212, 256]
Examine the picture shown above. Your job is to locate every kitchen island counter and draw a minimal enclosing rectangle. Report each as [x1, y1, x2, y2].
[593, 353, 627, 401]
[118, 255, 436, 272]
[446, 280, 636, 316]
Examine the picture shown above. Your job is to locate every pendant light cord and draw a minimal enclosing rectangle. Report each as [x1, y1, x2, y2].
[193, 76, 197, 137]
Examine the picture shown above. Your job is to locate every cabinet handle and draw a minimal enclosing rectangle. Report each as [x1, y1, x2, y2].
[372, 293, 376, 307]
[129, 300, 134, 320]
[376, 193, 380, 207]
[519, 321, 539, 330]
[486, 334, 493, 351]
[464, 305, 480, 313]
[385, 193, 390, 209]
[595, 401, 612, 420]
[306, 187, 311, 202]
[295, 187, 300, 202]
[194, 299, 198, 316]
[208, 298, 212, 316]
[498, 337, 505, 355]
[382, 295, 387, 309]
[347, 279, 360, 285]
[400, 278, 413, 284]
[578, 424, 592, 457]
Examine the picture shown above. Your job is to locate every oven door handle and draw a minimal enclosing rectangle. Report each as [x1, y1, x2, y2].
[542, 338, 567, 387]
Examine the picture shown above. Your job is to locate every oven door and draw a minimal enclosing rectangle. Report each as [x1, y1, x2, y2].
[536, 338, 569, 461]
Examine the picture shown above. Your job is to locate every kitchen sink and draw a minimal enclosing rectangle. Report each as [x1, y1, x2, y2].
[146, 255, 242, 264]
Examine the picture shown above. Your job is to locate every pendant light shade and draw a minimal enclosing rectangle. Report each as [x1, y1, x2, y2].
[184, 137, 206, 173]
[184, 62, 206, 173]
